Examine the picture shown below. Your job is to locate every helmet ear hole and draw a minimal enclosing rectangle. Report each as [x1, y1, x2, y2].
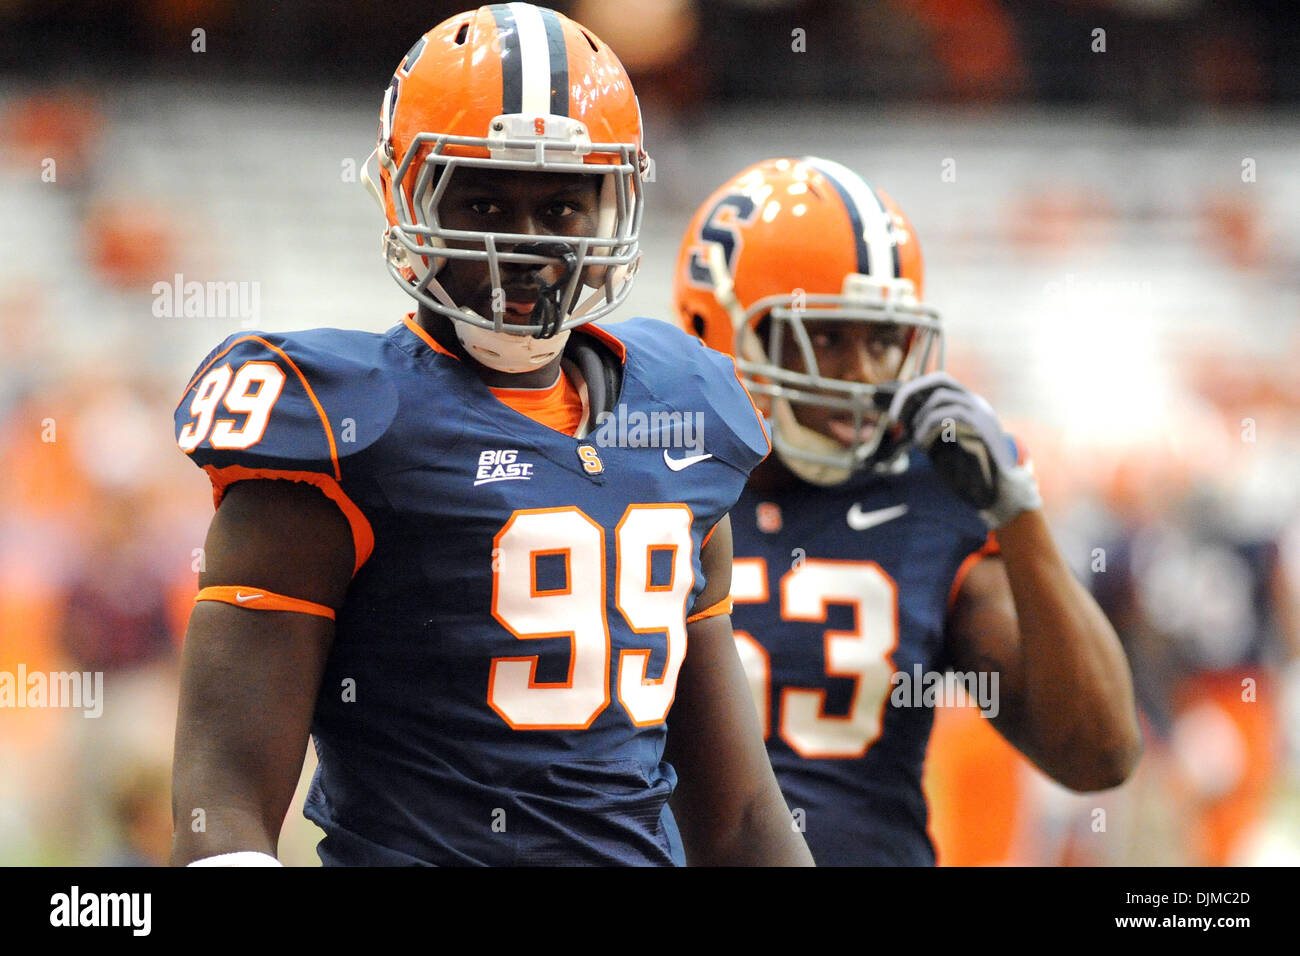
[691, 313, 707, 338]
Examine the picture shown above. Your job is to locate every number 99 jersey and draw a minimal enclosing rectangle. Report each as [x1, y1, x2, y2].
[174, 315, 769, 865]
[727, 450, 994, 865]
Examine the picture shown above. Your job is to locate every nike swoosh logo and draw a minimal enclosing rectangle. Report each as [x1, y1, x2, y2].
[235, 592, 263, 603]
[846, 503, 909, 531]
[663, 450, 714, 472]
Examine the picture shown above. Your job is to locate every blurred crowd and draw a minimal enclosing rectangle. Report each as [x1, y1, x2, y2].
[3, 0, 1298, 111]
[1, 0, 1298, 866]
[927, 353, 1300, 864]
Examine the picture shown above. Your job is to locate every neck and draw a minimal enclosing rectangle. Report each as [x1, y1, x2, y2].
[418, 305, 566, 389]
[746, 453, 805, 493]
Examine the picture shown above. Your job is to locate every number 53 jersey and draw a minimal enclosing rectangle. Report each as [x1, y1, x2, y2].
[727, 451, 994, 866]
[174, 315, 769, 866]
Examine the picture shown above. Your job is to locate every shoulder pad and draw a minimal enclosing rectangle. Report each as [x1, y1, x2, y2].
[604, 317, 771, 474]
[175, 329, 398, 479]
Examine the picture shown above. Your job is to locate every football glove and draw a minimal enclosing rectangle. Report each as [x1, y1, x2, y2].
[887, 372, 1041, 529]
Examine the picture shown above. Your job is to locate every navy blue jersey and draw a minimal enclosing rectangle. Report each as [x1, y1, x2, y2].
[727, 450, 993, 865]
[175, 315, 769, 866]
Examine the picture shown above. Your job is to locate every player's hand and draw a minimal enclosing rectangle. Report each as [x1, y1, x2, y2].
[887, 372, 1041, 528]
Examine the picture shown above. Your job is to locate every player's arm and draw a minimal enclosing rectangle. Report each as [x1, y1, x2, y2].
[888, 372, 1141, 791]
[664, 515, 814, 866]
[946, 512, 1142, 791]
[169, 479, 354, 865]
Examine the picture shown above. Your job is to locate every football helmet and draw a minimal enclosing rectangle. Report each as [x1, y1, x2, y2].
[363, 3, 651, 365]
[673, 157, 943, 484]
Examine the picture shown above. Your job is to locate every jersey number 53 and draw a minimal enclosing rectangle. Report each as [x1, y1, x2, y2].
[732, 558, 899, 759]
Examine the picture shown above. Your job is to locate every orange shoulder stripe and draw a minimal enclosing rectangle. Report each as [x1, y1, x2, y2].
[576, 320, 628, 363]
[732, 359, 771, 455]
[196, 585, 336, 620]
[403, 314, 460, 359]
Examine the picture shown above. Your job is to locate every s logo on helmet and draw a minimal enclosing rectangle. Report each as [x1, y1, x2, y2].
[687, 193, 758, 287]
[379, 37, 428, 143]
[399, 36, 427, 74]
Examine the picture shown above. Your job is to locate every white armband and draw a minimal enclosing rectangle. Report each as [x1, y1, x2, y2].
[187, 851, 283, 867]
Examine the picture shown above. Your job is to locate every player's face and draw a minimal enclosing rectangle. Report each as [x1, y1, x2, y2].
[780, 318, 909, 447]
[435, 166, 602, 325]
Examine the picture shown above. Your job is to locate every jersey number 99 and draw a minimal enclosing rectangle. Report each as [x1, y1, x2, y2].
[178, 362, 287, 452]
[489, 504, 693, 730]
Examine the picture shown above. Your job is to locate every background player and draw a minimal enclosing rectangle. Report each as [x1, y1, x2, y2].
[168, 5, 811, 867]
[674, 156, 1143, 865]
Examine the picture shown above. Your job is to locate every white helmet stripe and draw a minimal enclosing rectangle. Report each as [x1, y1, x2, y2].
[510, 2, 555, 116]
[806, 157, 899, 280]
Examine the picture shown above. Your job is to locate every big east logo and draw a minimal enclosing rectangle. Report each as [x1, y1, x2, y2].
[475, 449, 534, 486]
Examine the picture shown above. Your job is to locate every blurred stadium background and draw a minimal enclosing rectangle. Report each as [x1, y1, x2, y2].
[1, 0, 1298, 866]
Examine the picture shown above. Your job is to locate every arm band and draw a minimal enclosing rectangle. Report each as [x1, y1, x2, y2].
[686, 595, 734, 624]
[195, 585, 336, 620]
[187, 851, 283, 867]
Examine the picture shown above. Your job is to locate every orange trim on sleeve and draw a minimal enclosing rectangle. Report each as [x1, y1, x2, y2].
[195, 585, 336, 620]
[201, 465, 375, 576]
[179, 335, 341, 481]
[701, 522, 719, 550]
[402, 314, 461, 359]
[732, 359, 772, 455]
[686, 595, 733, 624]
[946, 532, 1001, 611]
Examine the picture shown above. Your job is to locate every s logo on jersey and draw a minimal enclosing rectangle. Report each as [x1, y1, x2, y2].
[475, 449, 534, 486]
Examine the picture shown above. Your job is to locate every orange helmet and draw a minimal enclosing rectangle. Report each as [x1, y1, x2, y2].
[363, 3, 650, 340]
[673, 156, 943, 482]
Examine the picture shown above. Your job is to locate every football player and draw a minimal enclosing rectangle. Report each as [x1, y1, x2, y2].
[169, 6, 811, 867]
[674, 156, 1142, 865]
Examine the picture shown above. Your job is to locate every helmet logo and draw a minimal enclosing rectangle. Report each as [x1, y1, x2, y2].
[686, 193, 758, 287]
[399, 36, 427, 74]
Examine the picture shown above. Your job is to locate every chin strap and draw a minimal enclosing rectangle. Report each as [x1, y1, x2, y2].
[514, 242, 579, 339]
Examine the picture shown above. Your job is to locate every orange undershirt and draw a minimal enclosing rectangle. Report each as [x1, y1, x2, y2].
[488, 369, 585, 436]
